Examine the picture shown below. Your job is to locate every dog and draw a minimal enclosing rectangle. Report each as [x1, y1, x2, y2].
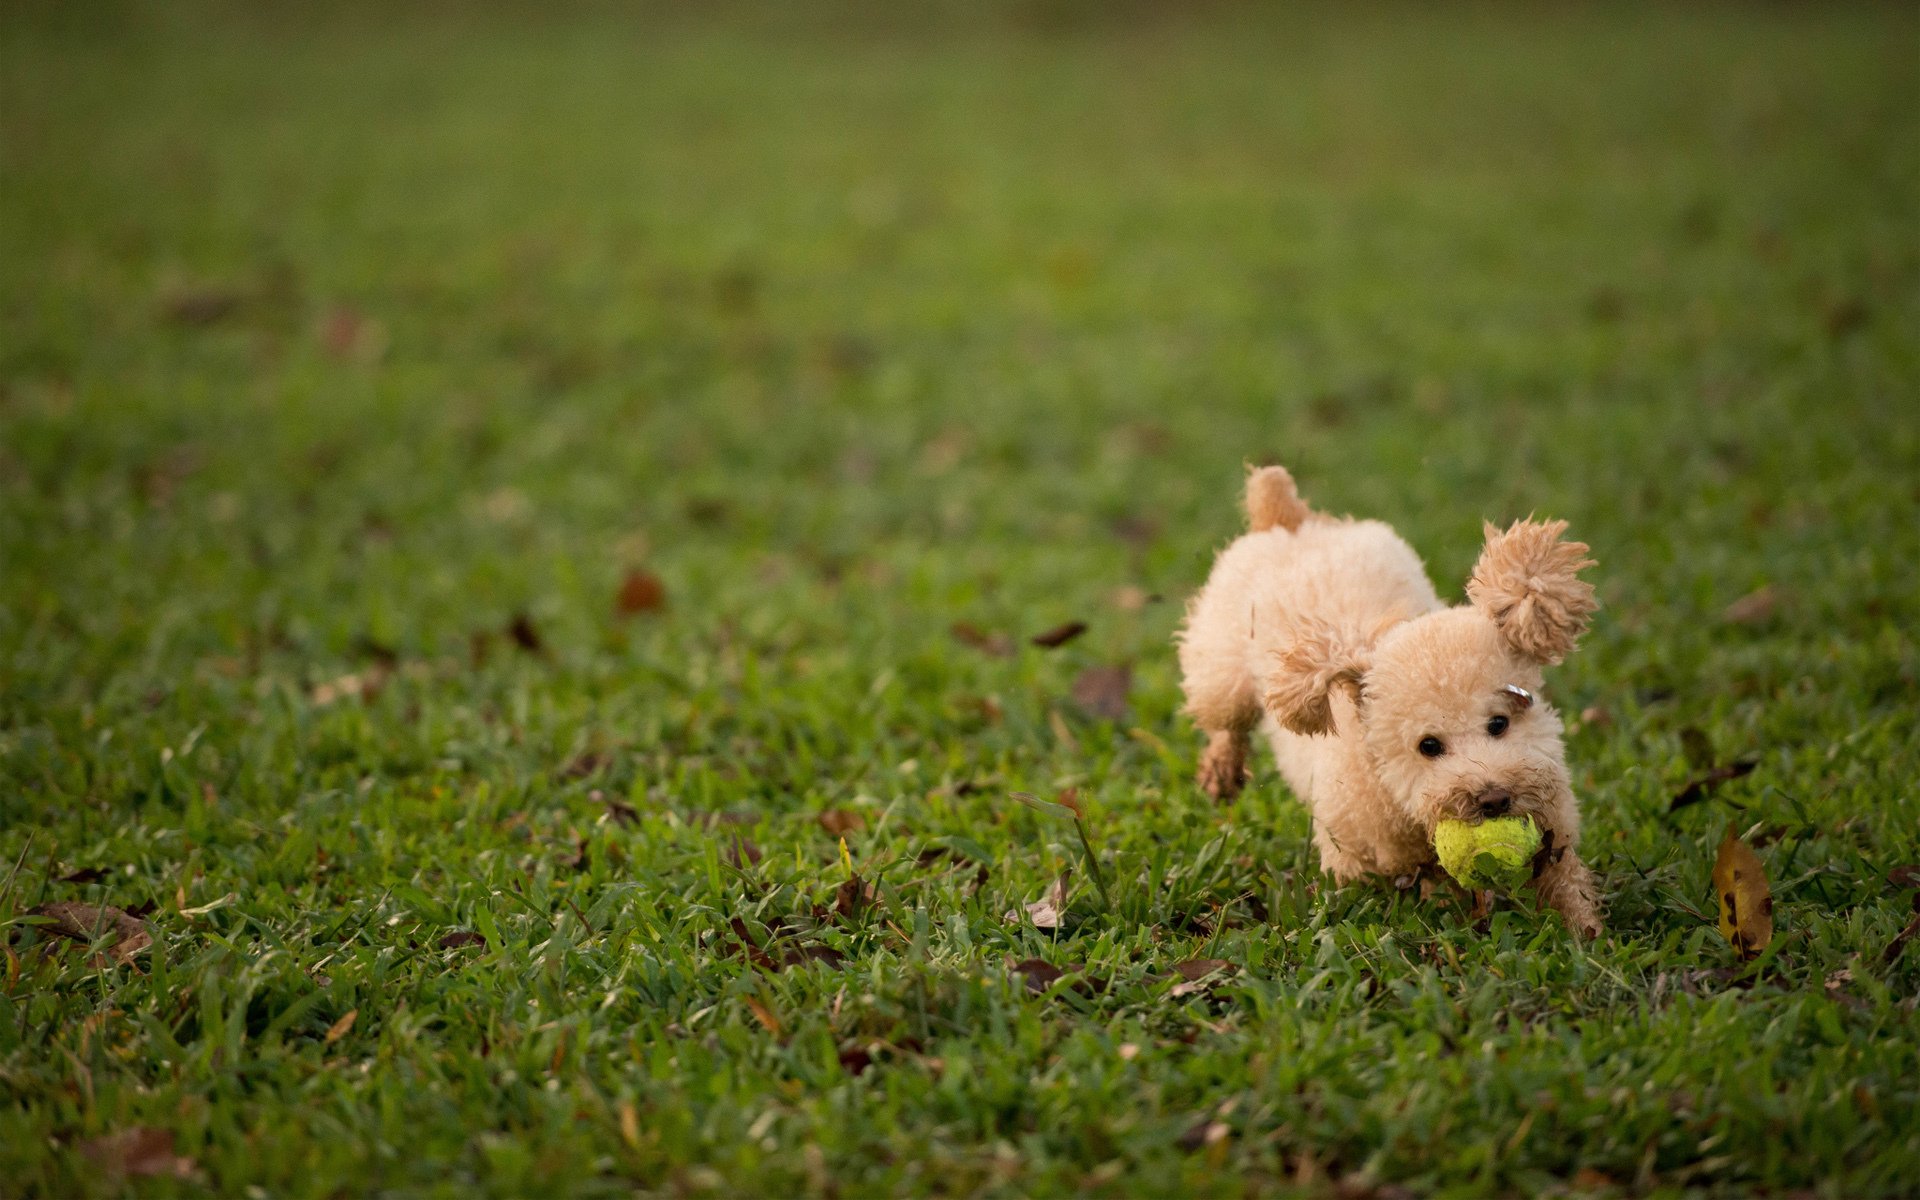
[1176, 465, 1602, 937]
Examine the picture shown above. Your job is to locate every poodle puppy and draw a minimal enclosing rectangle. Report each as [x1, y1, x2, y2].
[1177, 466, 1602, 936]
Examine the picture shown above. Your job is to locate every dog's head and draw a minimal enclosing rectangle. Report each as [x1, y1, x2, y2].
[1264, 519, 1596, 833]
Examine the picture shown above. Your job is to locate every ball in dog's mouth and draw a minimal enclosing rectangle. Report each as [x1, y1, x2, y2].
[1433, 816, 1541, 890]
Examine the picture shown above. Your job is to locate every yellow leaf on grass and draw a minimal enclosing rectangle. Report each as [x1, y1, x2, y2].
[744, 995, 782, 1036]
[325, 1009, 358, 1044]
[1713, 822, 1773, 960]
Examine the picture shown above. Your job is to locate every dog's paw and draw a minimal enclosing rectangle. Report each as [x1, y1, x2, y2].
[1197, 733, 1249, 800]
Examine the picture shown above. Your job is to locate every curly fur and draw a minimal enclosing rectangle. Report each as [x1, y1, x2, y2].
[1244, 464, 1310, 533]
[1465, 519, 1598, 665]
[1264, 620, 1370, 736]
[1176, 469, 1603, 938]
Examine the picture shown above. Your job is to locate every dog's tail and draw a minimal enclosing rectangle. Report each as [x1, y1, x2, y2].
[1244, 464, 1311, 532]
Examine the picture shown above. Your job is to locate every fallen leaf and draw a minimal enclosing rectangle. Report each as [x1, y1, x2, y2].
[725, 836, 762, 869]
[1177, 1117, 1231, 1152]
[438, 931, 485, 950]
[1109, 514, 1159, 548]
[817, 809, 865, 837]
[1009, 958, 1066, 993]
[1030, 621, 1088, 649]
[507, 613, 545, 655]
[1884, 908, 1920, 964]
[1888, 866, 1920, 889]
[320, 306, 387, 362]
[619, 1101, 642, 1149]
[837, 1044, 874, 1075]
[1071, 664, 1132, 722]
[780, 944, 847, 969]
[1823, 297, 1869, 339]
[324, 1009, 357, 1044]
[599, 791, 641, 825]
[726, 917, 779, 973]
[79, 1127, 197, 1179]
[1006, 874, 1069, 929]
[30, 902, 152, 966]
[1712, 822, 1773, 960]
[1170, 959, 1230, 982]
[1723, 585, 1778, 626]
[1671, 761, 1758, 811]
[951, 621, 1013, 657]
[615, 569, 667, 617]
[834, 875, 877, 921]
[58, 866, 110, 884]
[159, 287, 243, 327]
[743, 995, 782, 1035]
[561, 751, 609, 779]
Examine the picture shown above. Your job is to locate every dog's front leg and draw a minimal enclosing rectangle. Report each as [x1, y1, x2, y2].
[1531, 845, 1602, 939]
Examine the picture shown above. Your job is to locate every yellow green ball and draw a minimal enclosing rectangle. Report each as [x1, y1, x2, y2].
[1433, 816, 1541, 890]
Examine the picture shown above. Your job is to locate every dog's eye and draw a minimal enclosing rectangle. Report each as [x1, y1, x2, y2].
[1417, 736, 1446, 759]
[1487, 715, 1509, 737]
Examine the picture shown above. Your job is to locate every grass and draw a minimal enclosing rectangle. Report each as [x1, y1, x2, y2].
[2, 1, 1917, 1195]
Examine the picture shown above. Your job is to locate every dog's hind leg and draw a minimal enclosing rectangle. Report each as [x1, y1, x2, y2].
[1178, 608, 1260, 800]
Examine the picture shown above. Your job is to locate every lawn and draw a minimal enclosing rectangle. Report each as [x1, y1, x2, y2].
[2, 2, 1917, 1195]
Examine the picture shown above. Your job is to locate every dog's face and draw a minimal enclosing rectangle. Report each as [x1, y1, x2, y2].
[1359, 609, 1568, 832]
[1264, 518, 1596, 835]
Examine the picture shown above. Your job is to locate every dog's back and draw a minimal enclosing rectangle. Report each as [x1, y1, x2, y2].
[1178, 468, 1440, 701]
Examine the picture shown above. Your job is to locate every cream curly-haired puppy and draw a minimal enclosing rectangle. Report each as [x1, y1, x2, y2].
[1177, 466, 1602, 936]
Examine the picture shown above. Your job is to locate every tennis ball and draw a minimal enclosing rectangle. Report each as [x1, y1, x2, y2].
[1433, 816, 1541, 890]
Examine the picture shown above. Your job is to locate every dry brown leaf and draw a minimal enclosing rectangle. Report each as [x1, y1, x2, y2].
[1030, 621, 1088, 649]
[817, 809, 865, 837]
[1723, 585, 1778, 626]
[725, 917, 779, 972]
[1009, 958, 1066, 993]
[1671, 760, 1758, 811]
[951, 621, 1014, 657]
[507, 613, 545, 655]
[159, 287, 243, 327]
[1177, 1117, 1231, 1152]
[1887, 866, 1920, 889]
[743, 995, 782, 1035]
[30, 902, 152, 966]
[439, 931, 485, 950]
[837, 1044, 874, 1075]
[833, 874, 878, 921]
[1071, 664, 1132, 722]
[615, 569, 667, 617]
[780, 944, 847, 970]
[320, 306, 387, 362]
[324, 1009, 358, 1044]
[1713, 822, 1773, 960]
[79, 1127, 197, 1179]
[1007, 875, 1069, 929]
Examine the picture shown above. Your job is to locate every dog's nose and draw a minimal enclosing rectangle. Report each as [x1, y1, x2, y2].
[1476, 788, 1513, 817]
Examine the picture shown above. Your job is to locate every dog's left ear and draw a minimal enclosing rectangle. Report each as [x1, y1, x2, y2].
[1466, 518, 1597, 665]
[1264, 619, 1372, 736]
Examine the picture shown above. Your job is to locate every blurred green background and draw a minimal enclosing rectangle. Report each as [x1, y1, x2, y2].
[2, 2, 1916, 1196]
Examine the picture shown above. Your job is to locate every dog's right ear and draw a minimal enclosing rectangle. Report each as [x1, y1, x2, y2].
[1264, 620, 1370, 736]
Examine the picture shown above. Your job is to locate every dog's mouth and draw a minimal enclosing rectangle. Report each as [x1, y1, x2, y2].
[1427, 764, 1564, 831]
